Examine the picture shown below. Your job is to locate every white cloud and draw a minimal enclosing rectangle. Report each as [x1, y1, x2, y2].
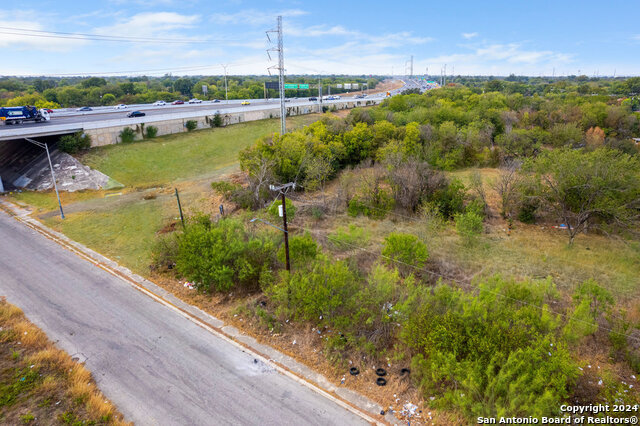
[211, 9, 308, 26]
[462, 32, 478, 39]
[93, 12, 200, 38]
[0, 11, 88, 52]
[632, 34, 640, 41]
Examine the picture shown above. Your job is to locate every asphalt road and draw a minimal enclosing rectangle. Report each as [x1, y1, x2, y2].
[0, 210, 369, 425]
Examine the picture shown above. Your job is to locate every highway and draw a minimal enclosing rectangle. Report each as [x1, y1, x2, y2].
[0, 209, 370, 425]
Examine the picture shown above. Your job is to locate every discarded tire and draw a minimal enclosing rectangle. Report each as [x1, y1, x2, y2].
[349, 367, 360, 376]
[400, 368, 411, 376]
[376, 377, 387, 386]
[375, 368, 387, 377]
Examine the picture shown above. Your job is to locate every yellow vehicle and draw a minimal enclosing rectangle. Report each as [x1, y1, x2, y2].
[241, 101, 250, 105]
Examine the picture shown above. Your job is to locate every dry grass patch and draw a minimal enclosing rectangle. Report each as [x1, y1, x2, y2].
[0, 297, 129, 425]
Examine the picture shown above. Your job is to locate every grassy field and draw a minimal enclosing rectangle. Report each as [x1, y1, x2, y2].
[81, 115, 321, 187]
[0, 298, 129, 425]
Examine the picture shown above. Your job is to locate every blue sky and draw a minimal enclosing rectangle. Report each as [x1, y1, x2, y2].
[0, 0, 638, 76]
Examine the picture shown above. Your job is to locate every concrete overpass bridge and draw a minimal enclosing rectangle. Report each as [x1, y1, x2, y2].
[0, 95, 386, 191]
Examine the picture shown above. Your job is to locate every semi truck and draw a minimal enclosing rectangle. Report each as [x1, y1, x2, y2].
[0, 106, 50, 125]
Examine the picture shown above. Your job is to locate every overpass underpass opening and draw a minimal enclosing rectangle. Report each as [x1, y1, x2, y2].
[0, 135, 116, 193]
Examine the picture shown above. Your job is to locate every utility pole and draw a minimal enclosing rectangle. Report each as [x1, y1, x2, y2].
[269, 182, 295, 271]
[267, 16, 286, 135]
[444, 64, 447, 86]
[221, 64, 228, 104]
[25, 138, 64, 219]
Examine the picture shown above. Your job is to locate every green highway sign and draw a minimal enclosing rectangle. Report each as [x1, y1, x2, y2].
[299, 84, 309, 89]
[284, 83, 298, 89]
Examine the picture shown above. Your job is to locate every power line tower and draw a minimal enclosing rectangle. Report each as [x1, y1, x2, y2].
[267, 16, 286, 135]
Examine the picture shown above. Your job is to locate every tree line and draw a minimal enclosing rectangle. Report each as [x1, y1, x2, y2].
[0, 75, 381, 108]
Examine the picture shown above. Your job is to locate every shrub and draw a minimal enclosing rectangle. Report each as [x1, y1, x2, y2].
[212, 112, 223, 127]
[211, 181, 240, 198]
[277, 232, 318, 268]
[175, 218, 276, 293]
[455, 210, 484, 244]
[401, 276, 577, 419]
[266, 256, 359, 325]
[185, 120, 198, 131]
[563, 279, 613, 343]
[428, 178, 466, 219]
[381, 232, 428, 272]
[145, 125, 158, 139]
[119, 127, 136, 143]
[58, 132, 91, 154]
[268, 198, 295, 221]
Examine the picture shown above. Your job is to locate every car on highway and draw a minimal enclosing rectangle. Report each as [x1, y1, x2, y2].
[212, 99, 220, 103]
[114, 104, 127, 109]
[308, 97, 318, 101]
[76, 106, 92, 112]
[171, 100, 184, 105]
[45, 108, 54, 113]
[241, 101, 250, 105]
[153, 100, 166, 106]
[188, 98, 202, 104]
[127, 111, 146, 118]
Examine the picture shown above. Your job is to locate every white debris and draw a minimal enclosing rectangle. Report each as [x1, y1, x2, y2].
[292, 340, 296, 345]
[598, 379, 603, 386]
[400, 402, 419, 418]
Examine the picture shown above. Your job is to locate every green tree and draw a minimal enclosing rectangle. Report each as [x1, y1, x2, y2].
[525, 148, 640, 244]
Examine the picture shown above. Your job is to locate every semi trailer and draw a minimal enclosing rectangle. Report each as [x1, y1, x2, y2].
[0, 106, 50, 125]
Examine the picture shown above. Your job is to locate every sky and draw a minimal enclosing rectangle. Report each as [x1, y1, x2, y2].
[0, 0, 638, 77]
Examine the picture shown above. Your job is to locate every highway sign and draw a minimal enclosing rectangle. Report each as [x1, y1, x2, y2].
[299, 84, 309, 89]
[265, 82, 279, 89]
[284, 83, 298, 89]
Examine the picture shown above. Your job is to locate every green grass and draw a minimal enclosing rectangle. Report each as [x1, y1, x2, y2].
[81, 115, 321, 187]
[8, 191, 105, 214]
[44, 198, 169, 274]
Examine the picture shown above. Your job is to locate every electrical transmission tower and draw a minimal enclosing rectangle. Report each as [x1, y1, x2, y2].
[267, 16, 286, 135]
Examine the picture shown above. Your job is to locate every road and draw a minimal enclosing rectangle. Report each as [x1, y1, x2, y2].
[0, 210, 370, 425]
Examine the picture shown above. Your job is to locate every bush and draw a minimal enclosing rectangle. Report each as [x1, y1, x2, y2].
[145, 125, 158, 139]
[212, 112, 223, 127]
[175, 218, 276, 293]
[381, 232, 428, 272]
[119, 127, 136, 143]
[517, 200, 537, 223]
[185, 120, 198, 131]
[58, 132, 91, 154]
[428, 178, 466, 219]
[277, 232, 318, 268]
[401, 276, 577, 419]
[211, 181, 240, 198]
[268, 198, 295, 221]
[455, 211, 484, 244]
[266, 256, 359, 325]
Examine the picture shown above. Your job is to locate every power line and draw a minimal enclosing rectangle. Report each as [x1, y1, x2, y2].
[0, 26, 238, 44]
